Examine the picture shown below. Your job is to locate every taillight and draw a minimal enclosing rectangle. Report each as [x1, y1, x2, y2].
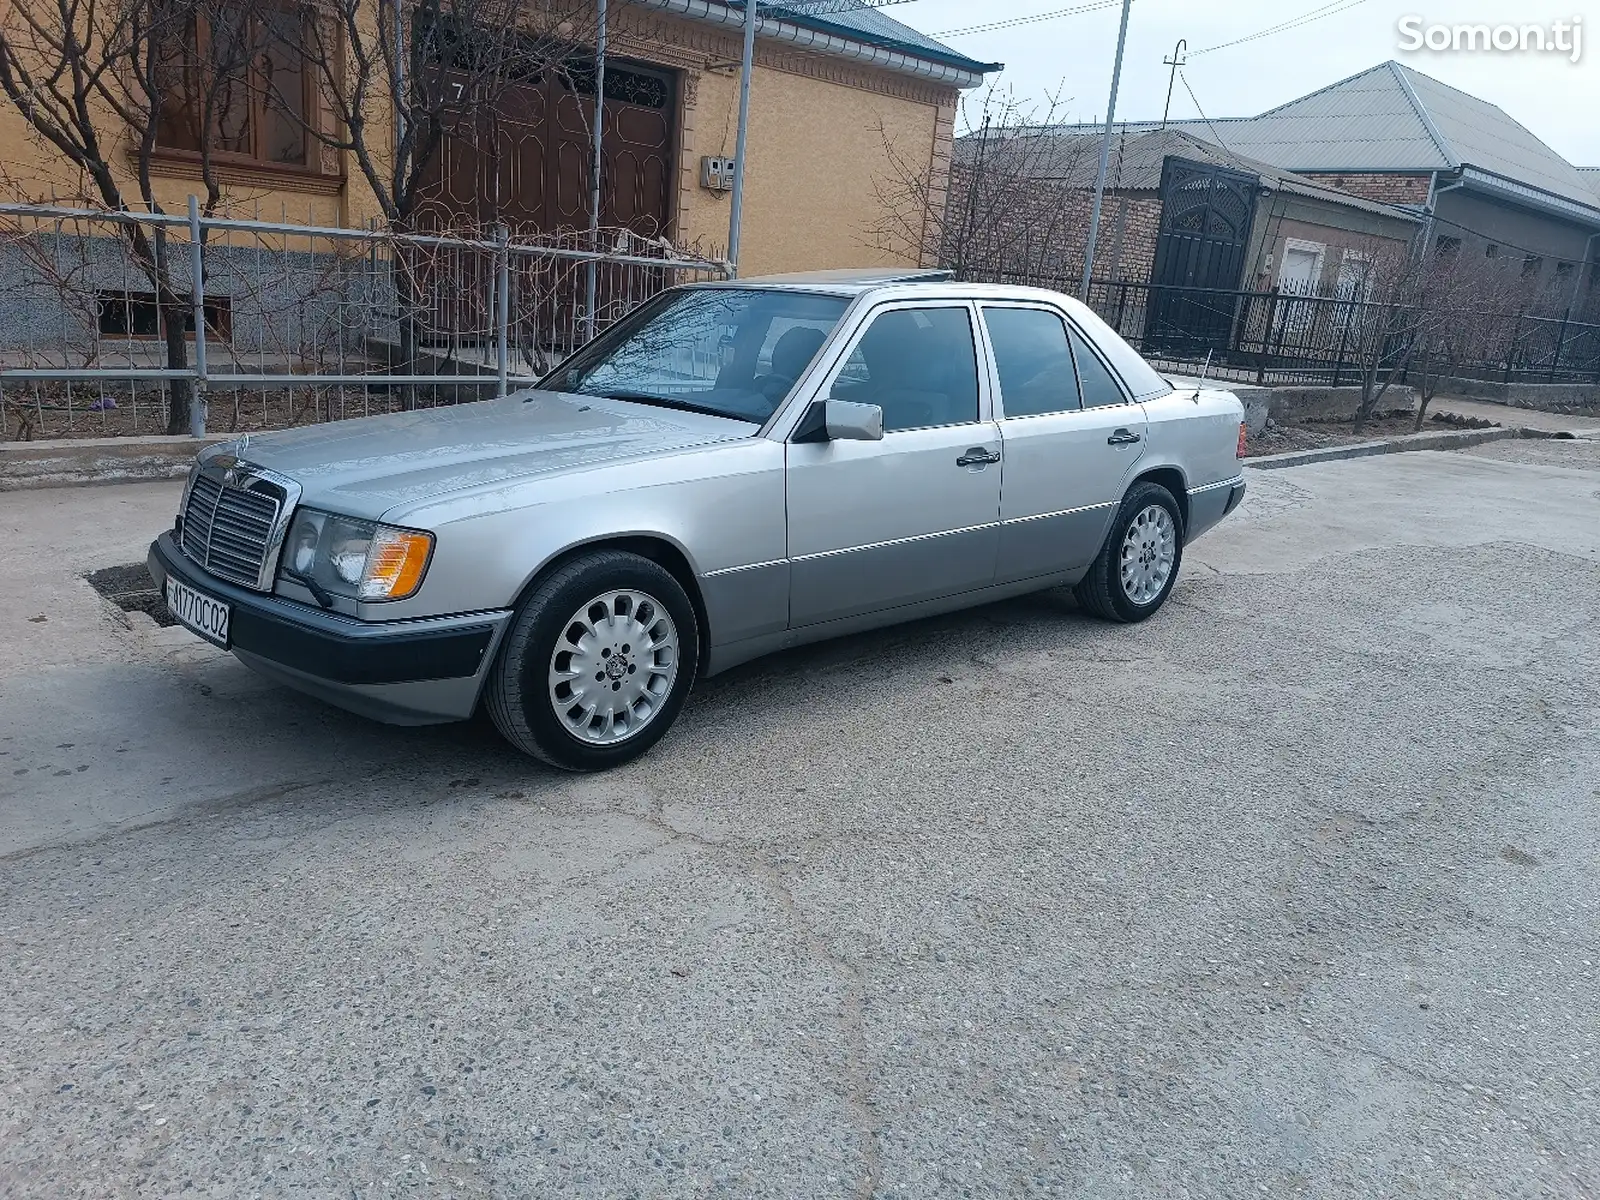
[1237, 422, 1248, 458]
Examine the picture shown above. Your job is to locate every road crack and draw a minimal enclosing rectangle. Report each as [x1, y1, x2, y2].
[617, 794, 883, 1199]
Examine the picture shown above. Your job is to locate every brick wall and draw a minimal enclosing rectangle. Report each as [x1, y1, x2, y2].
[1298, 172, 1433, 206]
[1100, 194, 1162, 282]
[940, 165, 1161, 286]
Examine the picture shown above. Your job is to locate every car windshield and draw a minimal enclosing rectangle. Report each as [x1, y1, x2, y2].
[540, 288, 851, 424]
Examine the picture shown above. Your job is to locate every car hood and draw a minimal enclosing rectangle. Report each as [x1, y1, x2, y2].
[205, 390, 758, 522]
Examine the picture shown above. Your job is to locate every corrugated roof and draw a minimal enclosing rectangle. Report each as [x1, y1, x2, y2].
[1225, 62, 1454, 170]
[727, 1, 1000, 74]
[1019, 62, 1600, 220]
[1579, 167, 1600, 202]
[955, 127, 1421, 222]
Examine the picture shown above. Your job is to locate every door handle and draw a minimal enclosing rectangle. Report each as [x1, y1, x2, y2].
[1107, 429, 1142, 445]
[956, 448, 1001, 467]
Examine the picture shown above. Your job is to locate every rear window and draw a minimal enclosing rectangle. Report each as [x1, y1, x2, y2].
[1064, 299, 1174, 401]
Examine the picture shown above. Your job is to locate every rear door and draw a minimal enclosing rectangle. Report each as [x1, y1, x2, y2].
[981, 305, 1148, 583]
[786, 302, 1001, 627]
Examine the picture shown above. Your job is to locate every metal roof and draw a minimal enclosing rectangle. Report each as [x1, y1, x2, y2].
[1019, 62, 1600, 223]
[1219, 63, 1599, 216]
[1581, 168, 1600, 202]
[725, 1, 1000, 75]
[954, 127, 1421, 222]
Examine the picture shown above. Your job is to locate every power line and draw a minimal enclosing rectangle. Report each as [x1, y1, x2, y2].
[934, 1, 1127, 40]
[1188, 0, 1372, 58]
[1177, 68, 1230, 151]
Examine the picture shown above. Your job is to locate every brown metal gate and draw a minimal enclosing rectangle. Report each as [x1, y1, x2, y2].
[412, 57, 676, 349]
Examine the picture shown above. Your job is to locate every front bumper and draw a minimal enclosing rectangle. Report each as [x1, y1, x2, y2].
[148, 533, 511, 725]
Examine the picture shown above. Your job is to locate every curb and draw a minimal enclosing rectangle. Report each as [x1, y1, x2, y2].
[1244, 426, 1546, 471]
[0, 434, 228, 491]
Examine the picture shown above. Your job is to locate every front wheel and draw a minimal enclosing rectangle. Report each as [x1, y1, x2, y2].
[1073, 481, 1184, 623]
[486, 550, 700, 771]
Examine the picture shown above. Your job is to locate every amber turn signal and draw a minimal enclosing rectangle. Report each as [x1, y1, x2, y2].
[360, 527, 435, 600]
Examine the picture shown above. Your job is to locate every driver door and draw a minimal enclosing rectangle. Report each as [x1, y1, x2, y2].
[785, 303, 1002, 627]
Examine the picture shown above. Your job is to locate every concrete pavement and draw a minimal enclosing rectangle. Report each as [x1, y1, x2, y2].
[1432, 394, 1600, 436]
[2, 441, 1598, 1198]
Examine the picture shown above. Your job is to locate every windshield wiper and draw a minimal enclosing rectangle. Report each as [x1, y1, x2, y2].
[580, 390, 736, 420]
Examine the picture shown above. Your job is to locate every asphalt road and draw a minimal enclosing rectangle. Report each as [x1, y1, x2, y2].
[2, 440, 1598, 1199]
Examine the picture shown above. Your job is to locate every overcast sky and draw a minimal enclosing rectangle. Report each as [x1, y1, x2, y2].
[891, 0, 1599, 167]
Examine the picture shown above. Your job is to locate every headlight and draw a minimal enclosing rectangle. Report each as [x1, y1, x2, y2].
[281, 509, 434, 601]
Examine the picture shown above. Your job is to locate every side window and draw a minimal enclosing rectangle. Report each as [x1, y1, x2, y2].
[983, 307, 1082, 418]
[1067, 327, 1127, 409]
[830, 307, 979, 432]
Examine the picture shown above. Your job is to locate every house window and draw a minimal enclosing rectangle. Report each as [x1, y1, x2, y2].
[97, 292, 233, 340]
[155, 2, 312, 168]
[1434, 235, 1461, 257]
[1522, 255, 1542, 278]
[1336, 249, 1376, 303]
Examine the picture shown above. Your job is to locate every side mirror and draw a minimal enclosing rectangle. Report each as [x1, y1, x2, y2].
[794, 398, 884, 443]
[825, 399, 884, 442]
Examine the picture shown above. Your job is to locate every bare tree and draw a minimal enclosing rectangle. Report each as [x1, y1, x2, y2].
[281, 0, 597, 389]
[288, 0, 592, 230]
[0, 0, 268, 432]
[871, 86, 1103, 287]
[1408, 247, 1504, 430]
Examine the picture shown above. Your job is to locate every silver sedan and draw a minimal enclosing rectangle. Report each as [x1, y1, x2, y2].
[148, 271, 1247, 770]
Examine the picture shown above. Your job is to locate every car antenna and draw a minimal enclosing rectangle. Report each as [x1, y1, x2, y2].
[1191, 350, 1212, 403]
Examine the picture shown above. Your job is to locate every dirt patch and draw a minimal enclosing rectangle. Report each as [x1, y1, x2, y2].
[85, 563, 176, 626]
[1244, 411, 1498, 457]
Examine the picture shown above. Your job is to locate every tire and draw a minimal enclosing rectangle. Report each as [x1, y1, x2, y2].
[486, 550, 700, 771]
[1073, 480, 1185, 623]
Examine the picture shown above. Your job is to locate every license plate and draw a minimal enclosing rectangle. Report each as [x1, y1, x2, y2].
[165, 577, 230, 647]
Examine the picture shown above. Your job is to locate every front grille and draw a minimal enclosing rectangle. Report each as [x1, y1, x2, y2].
[179, 470, 287, 589]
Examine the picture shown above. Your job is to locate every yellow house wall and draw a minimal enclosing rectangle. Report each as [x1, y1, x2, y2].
[0, 3, 964, 274]
[672, 59, 945, 275]
[612, 6, 959, 277]
[0, 80, 352, 227]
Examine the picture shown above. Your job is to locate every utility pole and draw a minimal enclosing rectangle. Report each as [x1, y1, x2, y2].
[584, 0, 608, 339]
[727, 0, 759, 274]
[1079, 0, 1133, 301]
[1160, 39, 1187, 129]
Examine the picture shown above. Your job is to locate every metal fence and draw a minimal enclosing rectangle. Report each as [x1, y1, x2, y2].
[1082, 278, 1600, 388]
[0, 200, 731, 440]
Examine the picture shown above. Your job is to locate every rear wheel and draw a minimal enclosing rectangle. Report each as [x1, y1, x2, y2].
[1073, 481, 1184, 623]
[487, 550, 699, 771]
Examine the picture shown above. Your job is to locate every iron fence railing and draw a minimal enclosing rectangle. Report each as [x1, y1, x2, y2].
[1081, 278, 1600, 388]
[0, 199, 731, 440]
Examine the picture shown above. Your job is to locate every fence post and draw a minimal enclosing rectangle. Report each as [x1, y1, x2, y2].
[187, 196, 207, 438]
[1503, 312, 1522, 386]
[1548, 308, 1569, 384]
[495, 223, 510, 398]
[1331, 302, 1351, 387]
[1256, 287, 1280, 386]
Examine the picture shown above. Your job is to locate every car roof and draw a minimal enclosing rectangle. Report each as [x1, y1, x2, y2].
[694, 273, 1081, 305]
[706, 268, 955, 295]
